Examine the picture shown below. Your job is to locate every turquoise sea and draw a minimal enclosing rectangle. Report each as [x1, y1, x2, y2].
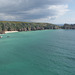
[0, 29, 75, 75]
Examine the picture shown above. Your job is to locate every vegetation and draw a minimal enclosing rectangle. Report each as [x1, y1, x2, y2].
[0, 21, 75, 34]
[62, 24, 75, 29]
[0, 21, 59, 34]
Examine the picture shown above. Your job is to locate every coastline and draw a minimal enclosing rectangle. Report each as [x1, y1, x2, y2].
[0, 21, 75, 34]
[5, 31, 18, 34]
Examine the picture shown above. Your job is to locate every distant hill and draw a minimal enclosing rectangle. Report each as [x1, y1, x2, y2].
[63, 24, 75, 29]
[56, 24, 64, 26]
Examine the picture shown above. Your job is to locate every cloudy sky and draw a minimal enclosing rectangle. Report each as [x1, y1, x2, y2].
[0, 0, 75, 24]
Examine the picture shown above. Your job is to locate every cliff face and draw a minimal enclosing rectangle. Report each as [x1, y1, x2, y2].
[0, 21, 75, 34]
[0, 21, 59, 34]
[63, 24, 75, 29]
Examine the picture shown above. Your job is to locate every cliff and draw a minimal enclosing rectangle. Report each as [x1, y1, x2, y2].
[63, 24, 75, 29]
[0, 21, 75, 34]
[0, 21, 59, 34]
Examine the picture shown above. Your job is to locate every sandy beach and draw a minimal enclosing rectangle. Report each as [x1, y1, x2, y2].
[5, 31, 18, 34]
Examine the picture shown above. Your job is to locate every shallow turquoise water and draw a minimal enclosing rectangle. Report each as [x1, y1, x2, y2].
[0, 30, 75, 75]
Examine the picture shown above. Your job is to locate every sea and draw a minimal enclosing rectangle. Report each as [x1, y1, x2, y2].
[0, 29, 75, 75]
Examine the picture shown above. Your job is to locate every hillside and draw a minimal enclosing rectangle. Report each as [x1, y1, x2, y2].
[0, 21, 59, 34]
[63, 24, 75, 29]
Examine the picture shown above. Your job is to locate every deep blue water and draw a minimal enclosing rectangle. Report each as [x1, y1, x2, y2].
[0, 29, 75, 75]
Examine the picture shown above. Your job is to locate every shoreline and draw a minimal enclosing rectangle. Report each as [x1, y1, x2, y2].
[0, 29, 75, 34]
[5, 31, 18, 34]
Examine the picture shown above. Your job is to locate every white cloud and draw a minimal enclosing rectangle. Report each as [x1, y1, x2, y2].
[0, 0, 71, 22]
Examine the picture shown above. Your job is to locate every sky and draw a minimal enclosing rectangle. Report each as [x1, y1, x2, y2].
[0, 0, 75, 24]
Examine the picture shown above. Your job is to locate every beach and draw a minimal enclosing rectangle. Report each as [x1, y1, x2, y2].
[5, 31, 18, 34]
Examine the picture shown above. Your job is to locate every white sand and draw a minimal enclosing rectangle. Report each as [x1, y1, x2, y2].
[5, 31, 18, 33]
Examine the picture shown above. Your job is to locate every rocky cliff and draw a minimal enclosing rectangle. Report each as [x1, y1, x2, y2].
[0, 21, 60, 34]
[63, 24, 75, 29]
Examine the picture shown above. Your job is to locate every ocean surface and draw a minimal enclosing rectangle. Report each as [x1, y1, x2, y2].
[0, 29, 75, 75]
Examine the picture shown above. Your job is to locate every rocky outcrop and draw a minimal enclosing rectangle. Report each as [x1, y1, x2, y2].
[0, 31, 5, 34]
[1, 21, 75, 34]
[0, 21, 60, 34]
[63, 24, 75, 29]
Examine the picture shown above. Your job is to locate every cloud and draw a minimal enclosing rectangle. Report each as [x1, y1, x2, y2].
[0, 0, 71, 22]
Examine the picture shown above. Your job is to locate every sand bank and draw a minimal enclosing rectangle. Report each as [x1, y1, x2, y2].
[5, 31, 18, 34]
